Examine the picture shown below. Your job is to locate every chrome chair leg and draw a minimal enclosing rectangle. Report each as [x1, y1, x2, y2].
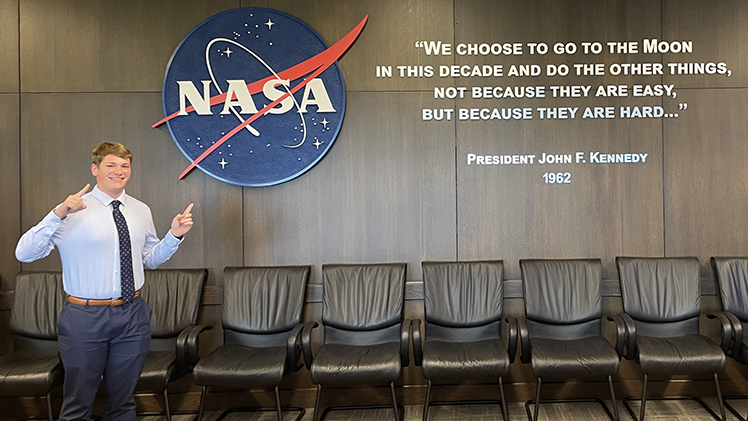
[607, 374, 620, 421]
[313, 384, 323, 421]
[422, 379, 432, 421]
[639, 373, 648, 421]
[45, 392, 54, 421]
[274, 385, 283, 421]
[197, 386, 208, 421]
[714, 372, 726, 421]
[390, 381, 400, 421]
[164, 387, 172, 421]
[498, 376, 509, 421]
[533, 377, 542, 421]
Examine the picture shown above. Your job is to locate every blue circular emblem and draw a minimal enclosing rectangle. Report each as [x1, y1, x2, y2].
[161, 7, 346, 186]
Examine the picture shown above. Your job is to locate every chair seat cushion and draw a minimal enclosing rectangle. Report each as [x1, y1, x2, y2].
[422, 339, 510, 382]
[530, 336, 619, 379]
[310, 342, 401, 386]
[637, 334, 726, 374]
[136, 350, 179, 392]
[192, 345, 287, 388]
[0, 353, 63, 396]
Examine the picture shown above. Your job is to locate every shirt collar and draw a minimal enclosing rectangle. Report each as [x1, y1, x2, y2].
[91, 185, 127, 208]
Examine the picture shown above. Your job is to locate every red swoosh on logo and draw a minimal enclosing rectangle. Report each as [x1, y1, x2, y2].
[152, 16, 368, 180]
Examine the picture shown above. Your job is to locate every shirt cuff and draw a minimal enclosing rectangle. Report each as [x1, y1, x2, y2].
[44, 208, 64, 226]
[164, 230, 184, 245]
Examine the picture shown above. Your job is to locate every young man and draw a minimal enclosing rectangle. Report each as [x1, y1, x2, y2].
[16, 142, 194, 421]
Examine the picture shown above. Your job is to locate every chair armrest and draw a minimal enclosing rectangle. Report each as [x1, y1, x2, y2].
[401, 319, 414, 367]
[286, 323, 306, 373]
[707, 311, 743, 359]
[178, 324, 213, 370]
[411, 319, 423, 366]
[176, 326, 191, 369]
[508, 316, 530, 364]
[301, 321, 319, 370]
[607, 313, 637, 360]
[505, 316, 518, 364]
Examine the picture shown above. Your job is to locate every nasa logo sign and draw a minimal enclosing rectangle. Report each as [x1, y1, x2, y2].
[154, 8, 367, 186]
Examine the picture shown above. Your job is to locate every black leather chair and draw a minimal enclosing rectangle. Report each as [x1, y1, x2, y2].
[709, 257, 748, 420]
[413, 260, 515, 421]
[610, 257, 726, 421]
[0, 272, 66, 421]
[515, 259, 620, 421]
[302, 263, 411, 421]
[192, 266, 311, 421]
[135, 268, 208, 421]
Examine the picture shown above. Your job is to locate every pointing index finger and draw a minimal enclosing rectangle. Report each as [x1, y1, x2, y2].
[76, 183, 91, 197]
[183, 203, 194, 215]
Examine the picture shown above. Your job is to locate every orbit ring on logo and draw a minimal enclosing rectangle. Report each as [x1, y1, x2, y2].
[154, 8, 367, 186]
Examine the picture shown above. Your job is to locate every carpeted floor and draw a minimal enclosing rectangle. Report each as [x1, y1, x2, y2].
[142, 398, 747, 421]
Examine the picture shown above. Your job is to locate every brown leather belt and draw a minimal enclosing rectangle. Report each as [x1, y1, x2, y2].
[67, 290, 140, 306]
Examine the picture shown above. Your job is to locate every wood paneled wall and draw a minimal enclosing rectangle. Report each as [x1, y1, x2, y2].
[244, 91, 457, 280]
[2, 0, 748, 417]
[0, 0, 18, 93]
[0, 0, 19, 356]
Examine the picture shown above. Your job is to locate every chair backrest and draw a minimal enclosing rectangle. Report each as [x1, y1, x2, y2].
[711, 257, 748, 321]
[141, 269, 206, 344]
[520, 259, 603, 340]
[221, 266, 310, 347]
[10, 272, 66, 355]
[616, 256, 701, 337]
[422, 261, 503, 342]
[322, 263, 406, 345]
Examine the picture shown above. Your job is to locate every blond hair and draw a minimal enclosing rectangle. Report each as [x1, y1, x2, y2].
[92, 142, 132, 166]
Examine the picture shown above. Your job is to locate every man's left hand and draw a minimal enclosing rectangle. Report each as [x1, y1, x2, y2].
[170, 203, 194, 238]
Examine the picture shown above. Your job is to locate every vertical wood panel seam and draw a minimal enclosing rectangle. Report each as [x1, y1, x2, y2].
[239, 0, 247, 271]
[239, 0, 247, 279]
[241, 187, 245, 267]
[452, 0, 458, 260]
[454, 144, 458, 259]
[16, 0, 22, 277]
[661, 0, 667, 257]
[16, 0, 20, 92]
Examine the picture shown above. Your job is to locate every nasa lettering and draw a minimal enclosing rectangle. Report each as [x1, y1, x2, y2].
[156, 8, 366, 186]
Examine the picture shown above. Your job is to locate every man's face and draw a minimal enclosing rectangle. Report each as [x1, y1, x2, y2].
[91, 154, 131, 198]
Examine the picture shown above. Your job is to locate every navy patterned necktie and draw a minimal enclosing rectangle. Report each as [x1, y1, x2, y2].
[111, 200, 135, 301]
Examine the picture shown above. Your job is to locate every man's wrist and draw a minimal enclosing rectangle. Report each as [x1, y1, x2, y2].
[53, 207, 67, 220]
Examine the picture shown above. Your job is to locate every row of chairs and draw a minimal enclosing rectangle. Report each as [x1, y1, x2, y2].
[0, 269, 207, 421]
[511, 256, 748, 421]
[2, 258, 748, 421]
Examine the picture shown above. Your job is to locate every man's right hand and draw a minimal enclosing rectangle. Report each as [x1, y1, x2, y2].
[54, 184, 90, 219]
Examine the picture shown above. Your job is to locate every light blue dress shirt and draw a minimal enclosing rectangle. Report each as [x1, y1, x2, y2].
[16, 186, 182, 299]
